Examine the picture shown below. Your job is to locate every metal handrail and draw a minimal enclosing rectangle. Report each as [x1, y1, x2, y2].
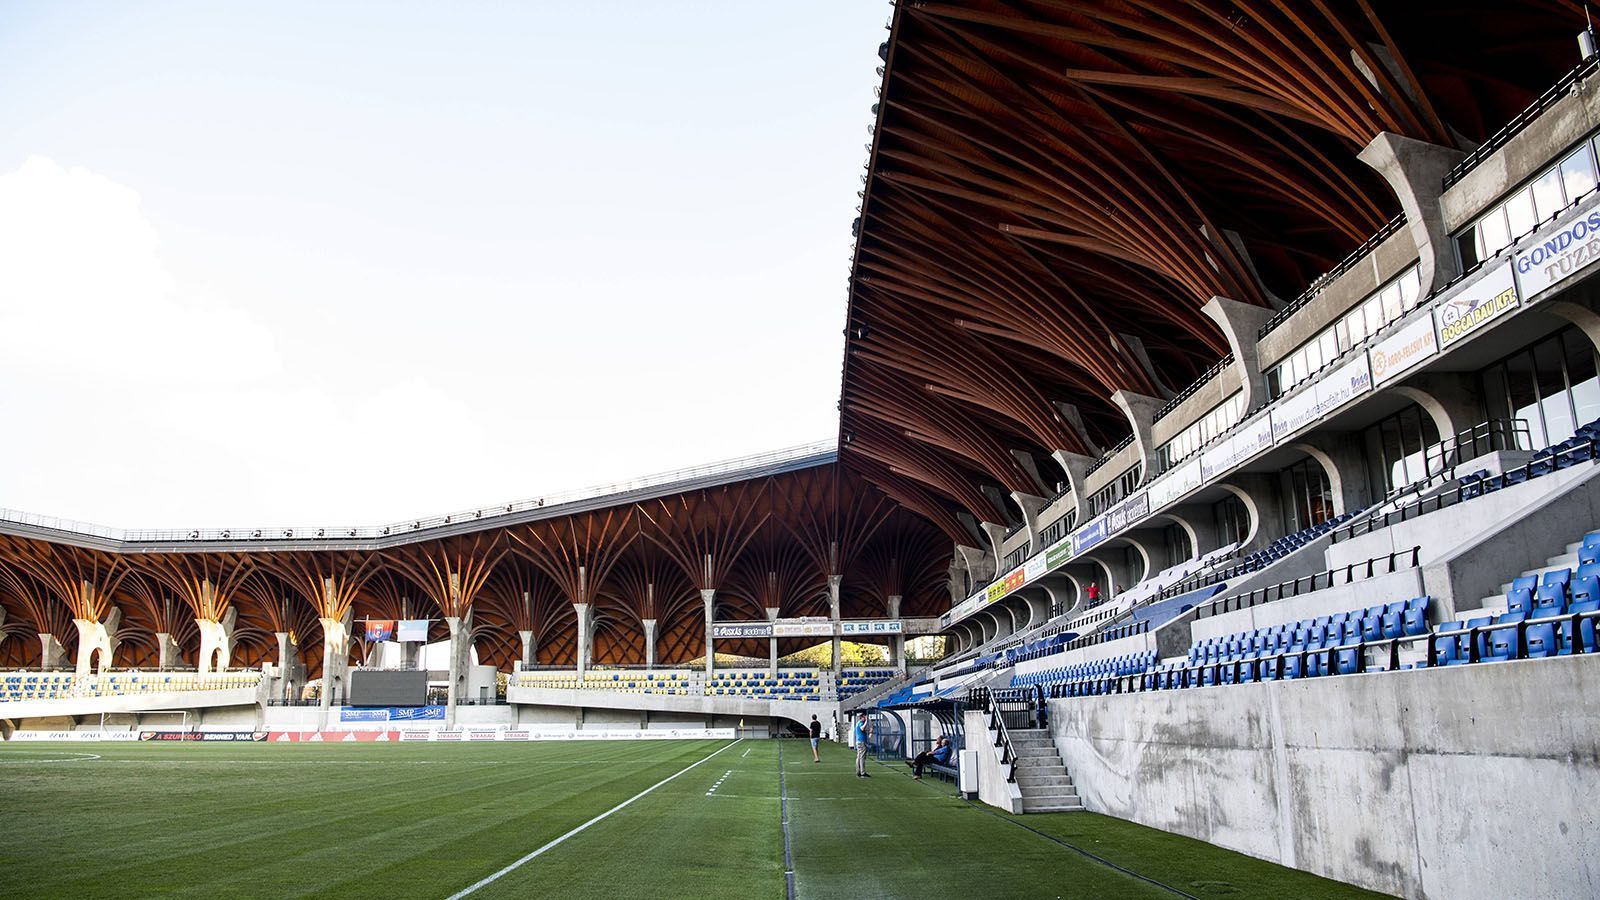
[1195, 546, 1421, 618]
[1444, 55, 1600, 190]
[1258, 214, 1408, 341]
[1085, 435, 1135, 477]
[1152, 354, 1234, 425]
[1331, 439, 1597, 544]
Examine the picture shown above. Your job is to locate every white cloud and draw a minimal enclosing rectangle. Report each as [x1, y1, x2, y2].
[0, 156, 281, 383]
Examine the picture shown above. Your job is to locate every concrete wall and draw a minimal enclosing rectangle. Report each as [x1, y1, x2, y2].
[962, 709, 1023, 814]
[1048, 657, 1600, 899]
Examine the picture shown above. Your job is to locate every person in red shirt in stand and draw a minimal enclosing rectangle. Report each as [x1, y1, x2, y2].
[1087, 582, 1101, 605]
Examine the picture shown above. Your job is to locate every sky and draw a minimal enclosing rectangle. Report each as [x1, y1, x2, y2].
[0, 1, 889, 528]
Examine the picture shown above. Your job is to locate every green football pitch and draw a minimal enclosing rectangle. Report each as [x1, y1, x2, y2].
[0, 739, 1384, 899]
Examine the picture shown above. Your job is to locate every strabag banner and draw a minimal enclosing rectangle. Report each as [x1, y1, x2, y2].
[8, 730, 140, 742]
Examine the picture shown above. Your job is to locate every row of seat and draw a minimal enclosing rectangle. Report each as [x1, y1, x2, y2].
[0, 671, 262, 703]
[1009, 651, 1158, 691]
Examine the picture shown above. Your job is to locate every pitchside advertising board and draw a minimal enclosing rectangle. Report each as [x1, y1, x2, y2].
[140, 731, 267, 742]
[713, 620, 906, 639]
[340, 705, 446, 722]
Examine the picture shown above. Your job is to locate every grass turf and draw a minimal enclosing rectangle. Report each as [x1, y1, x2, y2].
[0, 739, 1388, 899]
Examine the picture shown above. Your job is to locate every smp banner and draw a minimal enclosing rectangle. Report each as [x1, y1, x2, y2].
[340, 706, 446, 722]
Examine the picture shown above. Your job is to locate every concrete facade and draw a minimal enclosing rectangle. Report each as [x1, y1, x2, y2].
[1047, 657, 1600, 899]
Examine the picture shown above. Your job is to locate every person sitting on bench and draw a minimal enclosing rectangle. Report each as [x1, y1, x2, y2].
[908, 736, 952, 780]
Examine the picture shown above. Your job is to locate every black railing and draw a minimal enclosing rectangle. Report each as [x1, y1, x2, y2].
[1085, 435, 1135, 477]
[1421, 418, 1531, 479]
[1152, 355, 1234, 425]
[1444, 55, 1600, 191]
[1330, 439, 1596, 544]
[1062, 619, 1149, 652]
[1195, 547, 1421, 618]
[1258, 214, 1408, 341]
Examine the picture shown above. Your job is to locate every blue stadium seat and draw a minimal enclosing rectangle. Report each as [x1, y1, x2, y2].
[1525, 618, 1558, 659]
[1485, 613, 1523, 662]
[1434, 621, 1464, 666]
[1506, 588, 1535, 619]
[1402, 597, 1430, 637]
[1535, 580, 1568, 615]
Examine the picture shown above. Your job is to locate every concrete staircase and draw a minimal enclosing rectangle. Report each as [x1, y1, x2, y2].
[1476, 540, 1585, 610]
[1006, 728, 1083, 813]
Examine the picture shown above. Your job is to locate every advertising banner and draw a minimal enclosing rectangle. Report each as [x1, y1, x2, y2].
[7, 730, 140, 742]
[711, 622, 773, 640]
[396, 619, 429, 642]
[1369, 314, 1437, 386]
[1044, 538, 1074, 570]
[772, 620, 834, 638]
[1514, 194, 1600, 300]
[139, 731, 267, 742]
[364, 620, 395, 642]
[1148, 458, 1200, 509]
[1272, 354, 1372, 445]
[839, 620, 903, 636]
[1106, 492, 1149, 533]
[1022, 555, 1047, 582]
[1436, 261, 1519, 348]
[339, 706, 446, 722]
[1072, 517, 1107, 554]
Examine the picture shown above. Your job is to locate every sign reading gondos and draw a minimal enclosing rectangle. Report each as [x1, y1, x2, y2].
[1516, 194, 1600, 300]
[1435, 261, 1519, 349]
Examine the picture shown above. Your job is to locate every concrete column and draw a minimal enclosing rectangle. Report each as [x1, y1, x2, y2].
[445, 609, 473, 729]
[887, 595, 905, 673]
[827, 575, 843, 676]
[518, 629, 536, 669]
[37, 633, 66, 670]
[700, 589, 716, 675]
[1110, 389, 1165, 488]
[954, 545, 995, 593]
[155, 632, 181, 670]
[1201, 295, 1278, 412]
[765, 607, 780, 676]
[642, 618, 657, 671]
[1049, 449, 1095, 528]
[1391, 373, 1485, 444]
[1358, 133, 1465, 293]
[72, 606, 119, 680]
[573, 602, 591, 679]
[1222, 475, 1290, 552]
[274, 630, 301, 702]
[1010, 491, 1048, 554]
[195, 606, 237, 676]
[979, 521, 1007, 573]
[1289, 432, 1375, 516]
[317, 609, 352, 730]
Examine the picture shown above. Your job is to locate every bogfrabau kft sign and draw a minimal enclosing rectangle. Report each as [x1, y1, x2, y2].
[1435, 261, 1519, 349]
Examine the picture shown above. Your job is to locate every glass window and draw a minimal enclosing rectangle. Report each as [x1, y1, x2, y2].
[1479, 208, 1511, 257]
[1564, 144, 1597, 201]
[1505, 349, 1546, 449]
[1532, 167, 1566, 221]
[1362, 297, 1384, 335]
[1564, 328, 1600, 429]
[1504, 186, 1537, 240]
[1399, 266, 1422, 309]
[1318, 330, 1339, 368]
[1536, 336, 1576, 443]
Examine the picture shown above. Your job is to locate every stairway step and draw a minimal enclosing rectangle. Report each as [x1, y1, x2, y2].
[1013, 756, 1063, 769]
[1011, 768, 1075, 781]
[1021, 799, 1084, 813]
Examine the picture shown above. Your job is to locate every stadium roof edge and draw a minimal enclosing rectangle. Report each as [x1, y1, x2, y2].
[0, 440, 837, 554]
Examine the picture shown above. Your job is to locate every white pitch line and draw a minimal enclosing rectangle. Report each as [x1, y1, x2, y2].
[445, 739, 742, 899]
[0, 751, 100, 764]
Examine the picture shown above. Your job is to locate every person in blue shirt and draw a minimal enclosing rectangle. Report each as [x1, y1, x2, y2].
[853, 714, 871, 777]
[908, 736, 952, 780]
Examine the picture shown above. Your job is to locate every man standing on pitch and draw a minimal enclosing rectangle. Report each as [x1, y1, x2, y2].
[853, 713, 871, 777]
[809, 714, 822, 762]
